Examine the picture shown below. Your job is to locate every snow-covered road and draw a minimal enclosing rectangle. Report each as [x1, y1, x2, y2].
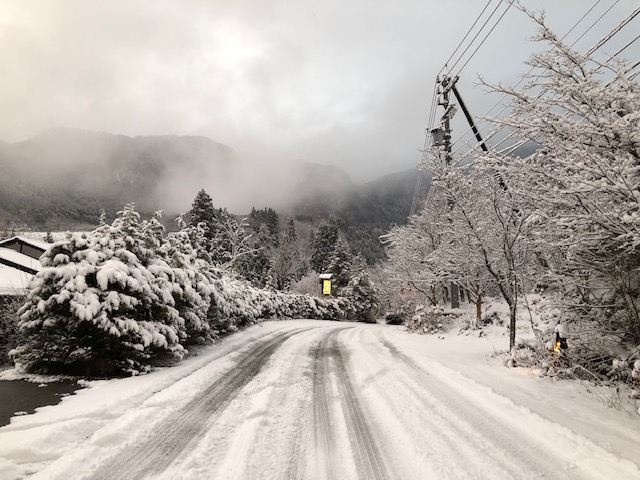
[1, 320, 640, 479]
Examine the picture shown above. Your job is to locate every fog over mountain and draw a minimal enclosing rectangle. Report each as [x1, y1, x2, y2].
[3, 1, 630, 186]
[0, 128, 425, 229]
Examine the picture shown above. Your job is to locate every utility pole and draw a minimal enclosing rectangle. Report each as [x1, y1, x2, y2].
[438, 75, 460, 309]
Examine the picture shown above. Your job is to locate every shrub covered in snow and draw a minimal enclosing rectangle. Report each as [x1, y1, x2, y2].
[12, 205, 347, 377]
[510, 303, 640, 392]
[0, 296, 24, 365]
[385, 311, 406, 325]
[13, 207, 189, 376]
[406, 305, 452, 335]
[341, 266, 381, 323]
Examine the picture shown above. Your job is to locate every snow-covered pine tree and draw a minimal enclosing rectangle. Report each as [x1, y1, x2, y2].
[163, 216, 213, 342]
[238, 223, 272, 287]
[14, 205, 185, 376]
[268, 216, 306, 291]
[248, 207, 280, 245]
[189, 189, 236, 266]
[180, 219, 233, 331]
[342, 254, 381, 323]
[328, 239, 354, 292]
[311, 217, 339, 273]
[190, 189, 216, 233]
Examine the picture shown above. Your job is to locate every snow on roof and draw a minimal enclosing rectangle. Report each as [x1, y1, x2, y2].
[0, 248, 42, 272]
[0, 263, 33, 295]
[319, 273, 334, 280]
[0, 235, 51, 251]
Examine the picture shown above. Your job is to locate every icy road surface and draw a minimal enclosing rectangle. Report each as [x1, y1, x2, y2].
[1, 320, 639, 479]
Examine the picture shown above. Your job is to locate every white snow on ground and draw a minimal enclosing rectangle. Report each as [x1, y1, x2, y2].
[0, 318, 639, 479]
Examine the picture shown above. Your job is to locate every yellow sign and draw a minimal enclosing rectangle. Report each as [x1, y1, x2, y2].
[322, 279, 332, 295]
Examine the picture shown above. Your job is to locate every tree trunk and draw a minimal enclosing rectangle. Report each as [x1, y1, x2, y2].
[476, 296, 482, 327]
[429, 285, 437, 306]
[509, 302, 517, 350]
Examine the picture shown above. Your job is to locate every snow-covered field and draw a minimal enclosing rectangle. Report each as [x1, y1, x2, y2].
[1, 318, 639, 480]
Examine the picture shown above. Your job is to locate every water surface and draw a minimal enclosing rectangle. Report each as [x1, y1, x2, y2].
[0, 379, 81, 427]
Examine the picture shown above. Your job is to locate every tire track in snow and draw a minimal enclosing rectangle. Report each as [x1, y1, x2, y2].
[328, 330, 393, 480]
[203, 326, 323, 480]
[91, 327, 313, 480]
[311, 328, 347, 480]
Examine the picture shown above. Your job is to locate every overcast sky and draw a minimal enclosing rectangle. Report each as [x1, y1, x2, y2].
[0, 0, 638, 182]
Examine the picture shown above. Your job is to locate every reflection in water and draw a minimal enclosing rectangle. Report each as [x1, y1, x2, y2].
[0, 380, 81, 427]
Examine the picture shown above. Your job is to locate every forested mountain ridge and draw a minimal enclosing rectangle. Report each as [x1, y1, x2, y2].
[0, 128, 233, 224]
[0, 129, 428, 237]
[339, 168, 430, 227]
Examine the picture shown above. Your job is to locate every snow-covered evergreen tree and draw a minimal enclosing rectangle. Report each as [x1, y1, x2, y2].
[190, 189, 216, 232]
[189, 190, 241, 268]
[328, 239, 354, 292]
[239, 223, 272, 287]
[163, 216, 213, 342]
[248, 207, 280, 245]
[268, 216, 306, 291]
[14, 205, 185, 376]
[342, 255, 381, 323]
[311, 217, 339, 273]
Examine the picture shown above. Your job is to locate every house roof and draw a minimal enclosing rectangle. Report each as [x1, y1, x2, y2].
[319, 273, 334, 280]
[0, 247, 42, 275]
[0, 236, 50, 252]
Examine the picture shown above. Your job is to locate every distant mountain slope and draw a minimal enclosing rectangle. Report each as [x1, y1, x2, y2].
[0, 128, 234, 226]
[339, 168, 430, 227]
[0, 129, 427, 244]
[2, 128, 232, 210]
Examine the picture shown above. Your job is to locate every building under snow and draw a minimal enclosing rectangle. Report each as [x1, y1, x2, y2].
[0, 236, 49, 298]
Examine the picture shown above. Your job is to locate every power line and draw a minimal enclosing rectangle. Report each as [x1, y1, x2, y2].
[454, 0, 640, 163]
[411, 83, 439, 215]
[586, 5, 640, 56]
[569, 0, 620, 49]
[438, 0, 495, 76]
[452, 0, 515, 77]
[414, 0, 607, 213]
[612, 32, 640, 58]
[624, 57, 640, 75]
[413, 0, 636, 214]
[447, 0, 506, 74]
[558, 0, 604, 42]
[447, 0, 606, 154]
[448, 0, 619, 156]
